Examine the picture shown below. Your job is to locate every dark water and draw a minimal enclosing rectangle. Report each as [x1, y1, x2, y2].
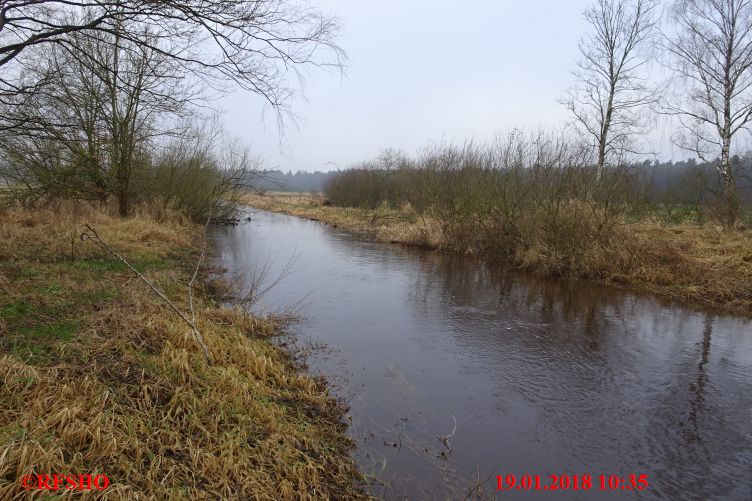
[210, 210, 752, 500]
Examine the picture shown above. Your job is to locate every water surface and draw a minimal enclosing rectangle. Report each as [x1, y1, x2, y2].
[210, 210, 752, 500]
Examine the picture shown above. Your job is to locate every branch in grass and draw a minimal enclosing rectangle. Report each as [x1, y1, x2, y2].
[80, 222, 212, 365]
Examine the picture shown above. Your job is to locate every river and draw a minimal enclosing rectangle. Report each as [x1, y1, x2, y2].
[210, 209, 752, 500]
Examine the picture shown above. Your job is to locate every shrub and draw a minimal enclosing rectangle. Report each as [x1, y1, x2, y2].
[323, 131, 641, 266]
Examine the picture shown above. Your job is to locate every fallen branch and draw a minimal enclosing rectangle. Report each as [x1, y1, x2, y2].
[189, 207, 213, 330]
[238, 250, 299, 308]
[81, 222, 212, 365]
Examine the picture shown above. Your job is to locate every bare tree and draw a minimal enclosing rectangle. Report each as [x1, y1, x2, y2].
[663, 0, 752, 228]
[0, 17, 193, 215]
[0, 0, 344, 125]
[563, 0, 657, 181]
[141, 116, 266, 222]
[99, 24, 190, 216]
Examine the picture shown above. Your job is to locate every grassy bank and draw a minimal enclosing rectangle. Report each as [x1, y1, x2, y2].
[0, 201, 365, 499]
[244, 192, 752, 316]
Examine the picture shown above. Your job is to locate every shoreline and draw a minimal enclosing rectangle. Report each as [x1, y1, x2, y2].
[242, 192, 752, 319]
[0, 201, 366, 499]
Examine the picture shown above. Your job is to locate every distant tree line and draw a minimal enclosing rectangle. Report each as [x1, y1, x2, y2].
[252, 170, 334, 193]
[639, 157, 752, 211]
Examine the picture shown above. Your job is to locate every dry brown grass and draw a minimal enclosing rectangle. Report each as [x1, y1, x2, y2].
[244, 192, 752, 316]
[0, 200, 365, 499]
[617, 223, 752, 312]
[243, 193, 444, 248]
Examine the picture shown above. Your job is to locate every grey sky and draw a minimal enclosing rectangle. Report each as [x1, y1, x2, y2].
[220, 1, 609, 172]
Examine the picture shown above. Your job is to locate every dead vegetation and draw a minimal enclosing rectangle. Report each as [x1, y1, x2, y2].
[243, 192, 752, 316]
[243, 192, 444, 248]
[0, 200, 366, 499]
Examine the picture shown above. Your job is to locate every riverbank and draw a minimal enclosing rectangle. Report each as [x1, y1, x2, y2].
[0, 201, 365, 499]
[243, 192, 752, 317]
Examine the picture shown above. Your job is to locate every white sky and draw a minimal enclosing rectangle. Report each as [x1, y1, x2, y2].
[218, 1, 681, 172]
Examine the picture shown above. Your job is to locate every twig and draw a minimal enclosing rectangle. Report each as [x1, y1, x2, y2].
[238, 250, 299, 308]
[462, 465, 495, 501]
[439, 415, 457, 451]
[81, 223, 212, 365]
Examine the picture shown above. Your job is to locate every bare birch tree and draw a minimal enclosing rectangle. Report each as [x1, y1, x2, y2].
[663, 0, 752, 228]
[563, 0, 658, 181]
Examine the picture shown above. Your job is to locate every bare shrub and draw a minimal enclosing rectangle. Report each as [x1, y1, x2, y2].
[131, 121, 262, 222]
[323, 131, 636, 268]
[474, 134, 631, 265]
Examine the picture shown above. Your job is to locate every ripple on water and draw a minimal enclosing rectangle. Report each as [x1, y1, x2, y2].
[210, 210, 752, 500]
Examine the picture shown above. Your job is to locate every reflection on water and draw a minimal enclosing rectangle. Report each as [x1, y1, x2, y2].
[210, 210, 752, 500]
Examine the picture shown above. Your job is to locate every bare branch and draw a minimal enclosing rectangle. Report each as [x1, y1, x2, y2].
[0, 0, 345, 123]
[80, 223, 212, 364]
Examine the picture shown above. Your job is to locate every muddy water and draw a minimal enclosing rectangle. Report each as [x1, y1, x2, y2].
[210, 210, 752, 500]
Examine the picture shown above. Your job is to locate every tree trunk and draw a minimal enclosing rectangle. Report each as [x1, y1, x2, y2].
[596, 136, 607, 184]
[117, 167, 129, 217]
[597, 82, 616, 185]
[719, 132, 738, 228]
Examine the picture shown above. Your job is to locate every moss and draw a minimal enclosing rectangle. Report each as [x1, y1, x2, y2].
[18, 321, 77, 341]
[72, 255, 169, 274]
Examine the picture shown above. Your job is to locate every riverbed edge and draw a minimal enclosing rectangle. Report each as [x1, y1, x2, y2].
[242, 192, 752, 319]
[0, 202, 368, 499]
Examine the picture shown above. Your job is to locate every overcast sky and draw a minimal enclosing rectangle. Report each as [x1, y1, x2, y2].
[218, 1, 678, 172]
